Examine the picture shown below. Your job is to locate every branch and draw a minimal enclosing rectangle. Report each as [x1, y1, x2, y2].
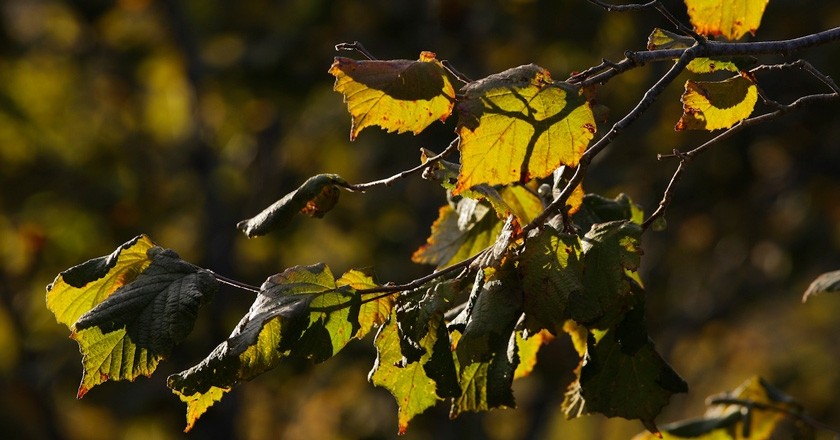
[344, 138, 460, 192]
[335, 41, 377, 60]
[707, 397, 840, 436]
[356, 246, 487, 295]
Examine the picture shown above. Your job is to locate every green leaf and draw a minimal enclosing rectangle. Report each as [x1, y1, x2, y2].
[518, 226, 584, 333]
[646, 28, 740, 74]
[450, 328, 518, 418]
[802, 269, 840, 302]
[684, 0, 769, 41]
[395, 280, 461, 364]
[369, 312, 456, 435]
[675, 76, 758, 131]
[45, 235, 218, 398]
[168, 263, 383, 431]
[237, 174, 349, 238]
[329, 51, 455, 140]
[564, 297, 687, 433]
[455, 64, 595, 193]
[412, 200, 503, 269]
[572, 193, 643, 234]
[578, 220, 643, 328]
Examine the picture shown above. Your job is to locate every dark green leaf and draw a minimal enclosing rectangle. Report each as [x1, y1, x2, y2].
[237, 174, 348, 238]
[572, 193, 643, 234]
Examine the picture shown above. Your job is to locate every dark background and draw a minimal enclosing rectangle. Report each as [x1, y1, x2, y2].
[1, 0, 839, 438]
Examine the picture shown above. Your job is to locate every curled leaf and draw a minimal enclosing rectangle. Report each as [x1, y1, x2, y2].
[330, 51, 455, 140]
[237, 174, 348, 237]
[675, 76, 757, 131]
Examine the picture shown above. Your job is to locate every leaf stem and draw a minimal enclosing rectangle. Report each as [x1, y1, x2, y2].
[334, 41, 377, 60]
[345, 138, 460, 192]
[207, 271, 261, 293]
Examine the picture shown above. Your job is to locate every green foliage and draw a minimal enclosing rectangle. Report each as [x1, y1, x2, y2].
[41, 0, 840, 437]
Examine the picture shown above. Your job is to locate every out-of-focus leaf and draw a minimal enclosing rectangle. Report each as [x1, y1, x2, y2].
[412, 201, 503, 269]
[329, 51, 455, 140]
[455, 64, 595, 193]
[675, 76, 757, 131]
[564, 298, 688, 433]
[632, 376, 814, 440]
[518, 226, 584, 333]
[646, 28, 740, 73]
[514, 330, 554, 379]
[369, 312, 456, 435]
[802, 269, 840, 302]
[168, 263, 382, 431]
[46, 235, 218, 398]
[237, 174, 349, 238]
[685, 0, 769, 41]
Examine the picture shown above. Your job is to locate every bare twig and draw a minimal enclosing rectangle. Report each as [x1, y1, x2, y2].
[208, 270, 262, 293]
[334, 41, 377, 60]
[443, 60, 473, 84]
[586, 0, 658, 12]
[345, 139, 460, 192]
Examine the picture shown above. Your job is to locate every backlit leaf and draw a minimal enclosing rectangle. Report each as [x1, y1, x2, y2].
[338, 269, 394, 337]
[563, 298, 688, 432]
[237, 174, 349, 238]
[369, 312, 455, 434]
[675, 76, 757, 131]
[46, 235, 218, 397]
[685, 0, 769, 41]
[168, 263, 381, 431]
[412, 201, 503, 269]
[514, 330, 554, 380]
[455, 64, 595, 193]
[646, 28, 740, 73]
[330, 51, 455, 140]
[802, 269, 840, 302]
[450, 329, 518, 418]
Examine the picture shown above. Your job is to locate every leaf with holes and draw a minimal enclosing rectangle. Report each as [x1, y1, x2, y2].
[685, 0, 769, 41]
[330, 51, 455, 140]
[46, 235, 218, 398]
[675, 76, 757, 131]
[455, 64, 595, 193]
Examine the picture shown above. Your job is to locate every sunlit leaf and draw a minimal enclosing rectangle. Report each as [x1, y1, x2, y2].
[675, 76, 757, 131]
[564, 298, 687, 433]
[685, 0, 769, 41]
[369, 312, 456, 434]
[514, 330, 554, 380]
[329, 51, 455, 140]
[46, 235, 218, 397]
[455, 64, 595, 193]
[338, 269, 394, 337]
[177, 387, 227, 433]
[632, 376, 814, 440]
[237, 174, 349, 238]
[412, 201, 503, 269]
[802, 269, 840, 302]
[168, 263, 380, 431]
[499, 185, 544, 224]
[646, 28, 740, 73]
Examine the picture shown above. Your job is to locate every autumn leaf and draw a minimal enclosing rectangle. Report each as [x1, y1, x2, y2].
[685, 0, 770, 41]
[675, 76, 757, 131]
[513, 330, 554, 380]
[802, 269, 840, 302]
[455, 64, 595, 193]
[168, 263, 386, 431]
[330, 51, 455, 140]
[46, 235, 218, 398]
[412, 200, 504, 269]
[646, 28, 741, 74]
[237, 174, 349, 238]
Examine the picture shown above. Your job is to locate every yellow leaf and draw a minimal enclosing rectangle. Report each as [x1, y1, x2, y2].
[646, 28, 740, 74]
[176, 386, 228, 432]
[675, 76, 757, 131]
[513, 330, 554, 379]
[685, 0, 769, 41]
[329, 51, 455, 140]
[455, 64, 595, 193]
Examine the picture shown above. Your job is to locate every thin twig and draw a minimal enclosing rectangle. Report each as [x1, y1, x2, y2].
[442, 60, 473, 84]
[586, 0, 658, 12]
[345, 138, 460, 192]
[208, 270, 262, 293]
[356, 246, 488, 295]
[334, 41, 377, 60]
[708, 397, 840, 435]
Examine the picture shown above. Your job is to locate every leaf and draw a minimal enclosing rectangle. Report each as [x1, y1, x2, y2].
[563, 297, 688, 433]
[168, 263, 381, 431]
[646, 28, 740, 74]
[572, 193, 643, 234]
[412, 201, 503, 269]
[395, 280, 460, 364]
[802, 269, 840, 302]
[237, 174, 349, 238]
[498, 185, 544, 224]
[685, 0, 769, 41]
[177, 386, 227, 433]
[45, 235, 218, 398]
[518, 226, 584, 333]
[675, 76, 758, 131]
[369, 312, 456, 434]
[450, 329, 518, 418]
[513, 329, 554, 380]
[337, 269, 394, 338]
[578, 220, 643, 328]
[455, 64, 595, 193]
[632, 376, 814, 440]
[329, 51, 455, 140]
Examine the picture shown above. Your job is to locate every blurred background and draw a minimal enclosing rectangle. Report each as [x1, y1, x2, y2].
[2, 0, 840, 438]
